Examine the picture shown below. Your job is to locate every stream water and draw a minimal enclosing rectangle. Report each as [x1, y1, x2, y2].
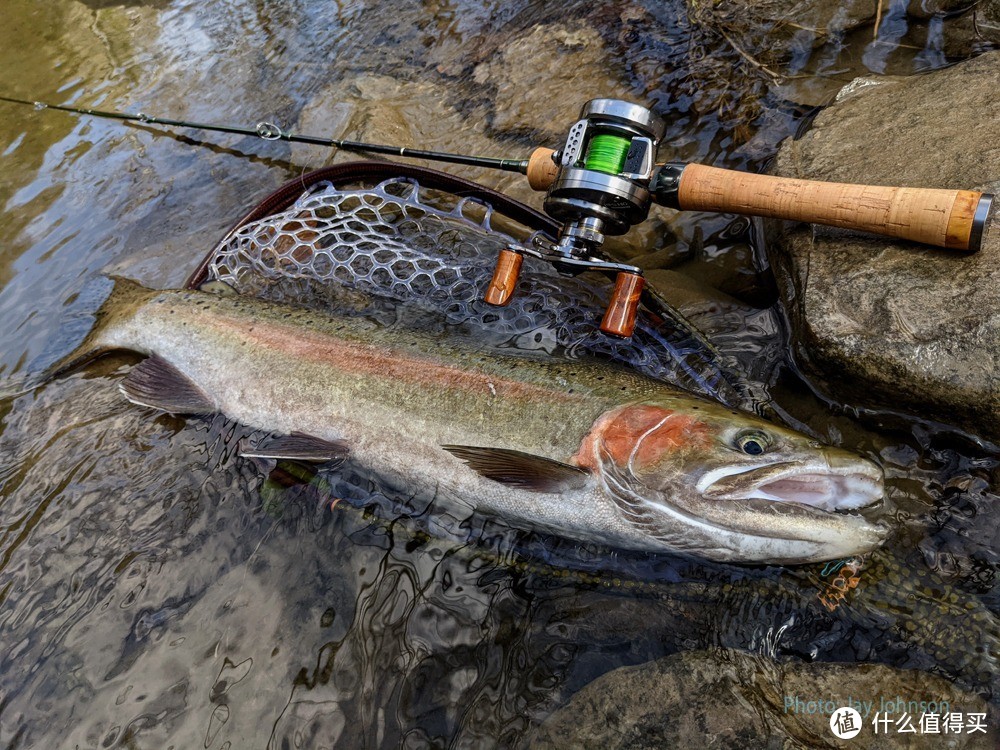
[1, 1, 998, 747]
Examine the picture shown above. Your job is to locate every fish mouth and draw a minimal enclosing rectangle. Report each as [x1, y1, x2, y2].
[602, 451, 888, 563]
[699, 459, 884, 513]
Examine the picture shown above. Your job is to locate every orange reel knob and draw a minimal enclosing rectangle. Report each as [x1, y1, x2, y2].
[600, 272, 644, 337]
[484, 248, 524, 306]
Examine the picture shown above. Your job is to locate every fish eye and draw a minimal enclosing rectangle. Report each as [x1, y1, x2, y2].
[734, 429, 771, 456]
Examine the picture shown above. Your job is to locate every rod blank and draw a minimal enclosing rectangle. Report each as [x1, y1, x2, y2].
[0, 95, 530, 175]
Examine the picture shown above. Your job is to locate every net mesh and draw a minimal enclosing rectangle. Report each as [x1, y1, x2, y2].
[205, 177, 747, 406]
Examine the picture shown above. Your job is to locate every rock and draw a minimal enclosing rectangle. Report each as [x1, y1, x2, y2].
[767, 51, 1000, 442]
[690, 0, 975, 29]
[689, 0, 878, 37]
[983, 0, 1000, 37]
[934, 2, 1000, 60]
[630, 243, 691, 272]
[293, 74, 545, 212]
[644, 269, 750, 324]
[684, 0, 1000, 110]
[529, 649, 999, 749]
[471, 22, 629, 141]
[905, 0, 977, 19]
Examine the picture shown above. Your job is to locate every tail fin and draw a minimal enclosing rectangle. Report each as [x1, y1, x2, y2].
[44, 275, 155, 380]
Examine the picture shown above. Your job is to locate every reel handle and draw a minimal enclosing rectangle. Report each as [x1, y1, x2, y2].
[600, 272, 644, 337]
[484, 248, 523, 306]
[483, 247, 645, 338]
[666, 163, 993, 253]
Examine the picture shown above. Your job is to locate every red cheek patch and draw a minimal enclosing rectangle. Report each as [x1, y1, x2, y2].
[575, 404, 711, 471]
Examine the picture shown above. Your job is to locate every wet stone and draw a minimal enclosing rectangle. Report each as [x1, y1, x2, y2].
[529, 649, 1000, 749]
[691, 0, 981, 30]
[939, 11, 1000, 59]
[905, 0, 979, 18]
[643, 269, 752, 330]
[984, 0, 1000, 38]
[293, 74, 546, 212]
[687, 0, 1000, 111]
[767, 51, 1000, 443]
[688, 0, 879, 39]
[471, 22, 629, 141]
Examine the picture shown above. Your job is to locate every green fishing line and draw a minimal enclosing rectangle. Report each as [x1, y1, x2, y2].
[584, 133, 631, 174]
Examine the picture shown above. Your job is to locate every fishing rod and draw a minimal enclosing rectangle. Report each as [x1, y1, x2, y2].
[0, 94, 533, 175]
[2, 95, 993, 337]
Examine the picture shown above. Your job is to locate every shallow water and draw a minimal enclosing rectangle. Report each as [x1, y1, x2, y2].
[1, 1, 999, 747]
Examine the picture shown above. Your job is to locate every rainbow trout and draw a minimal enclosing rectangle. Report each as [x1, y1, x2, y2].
[52, 278, 888, 564]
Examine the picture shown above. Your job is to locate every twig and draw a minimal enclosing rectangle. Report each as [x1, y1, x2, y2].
[716, 26, 783, 80]
[870, 38, 923, 50]
[776, 20, 830, 36]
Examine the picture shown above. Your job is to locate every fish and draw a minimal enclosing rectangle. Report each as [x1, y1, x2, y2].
[49, 277, 888, 564]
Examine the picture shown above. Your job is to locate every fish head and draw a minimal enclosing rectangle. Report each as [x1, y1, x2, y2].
[577, 397, 889, 564]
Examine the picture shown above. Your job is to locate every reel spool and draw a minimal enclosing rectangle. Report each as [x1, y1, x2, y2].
[545, 99, 664, 247]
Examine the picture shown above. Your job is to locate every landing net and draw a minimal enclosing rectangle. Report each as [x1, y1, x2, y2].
[202, 175, 746, 406]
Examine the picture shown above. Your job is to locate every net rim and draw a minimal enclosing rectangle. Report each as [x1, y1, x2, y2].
[186, 160, 561, 291]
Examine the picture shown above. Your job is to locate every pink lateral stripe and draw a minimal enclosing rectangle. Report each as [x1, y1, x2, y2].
[213, 315, 570, 402]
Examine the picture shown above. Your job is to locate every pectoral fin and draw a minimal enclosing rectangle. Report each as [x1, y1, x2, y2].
[241, 432, 349, 466]
[442, 445, 589, 493]
[120, 355, 215, 414]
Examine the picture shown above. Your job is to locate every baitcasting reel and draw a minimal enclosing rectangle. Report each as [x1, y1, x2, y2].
[484, 98, 995, 337]
[485, 99, 666, 337]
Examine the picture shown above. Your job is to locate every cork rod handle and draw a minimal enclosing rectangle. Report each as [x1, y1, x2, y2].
[526, 147, 559, 191]
[675, 163, 991, 252]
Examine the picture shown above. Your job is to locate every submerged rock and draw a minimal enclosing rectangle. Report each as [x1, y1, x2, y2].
[984, 2, 1000, 42]
[689, 0, 878, 38]
[767, 51, 1000, 442]
[685, 1, 1000, 112]
[529, 649, 999, 749]
[293, 74, 545, 210]
[471, 22, 628, 140]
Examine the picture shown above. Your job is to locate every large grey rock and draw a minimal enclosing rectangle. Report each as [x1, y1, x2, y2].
[767, 52, 1000, 442]
[529, 649, 999, 749]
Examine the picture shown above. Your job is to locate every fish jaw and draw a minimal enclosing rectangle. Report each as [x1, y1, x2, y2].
[578, 399, 890, 564]
[696, 449, 885, 512]
[598, 460, 889, 563]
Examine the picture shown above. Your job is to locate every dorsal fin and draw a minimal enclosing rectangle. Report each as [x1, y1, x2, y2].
[119, 355, 215, 414]
[442, 445, 589, 493]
